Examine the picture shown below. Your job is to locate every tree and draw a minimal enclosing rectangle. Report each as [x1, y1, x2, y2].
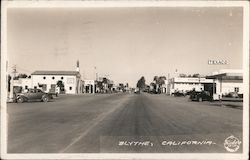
[125, 83, 129, 88]
[158, 76, 166, 85]
[108, 83, 113, 89]
[192, 73, 200, 78]
[56, 80, 65, 92]
[14, 73, 28, 80]
[18, 74, 28, 78]
[153, 76, 166, 93]
[97, 81, 103, 91]
[179, 74, 187, 77]
[136, 76, 146, 90]
[119, 83, 124, 89]
[102, 77, 108, 84]
[153, 76, 159, 83]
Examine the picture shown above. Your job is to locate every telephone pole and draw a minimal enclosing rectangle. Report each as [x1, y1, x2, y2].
[9, 65, 17, 101]
[94, 66, 98, 81]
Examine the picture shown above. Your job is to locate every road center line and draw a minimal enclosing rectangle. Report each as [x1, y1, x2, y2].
[59, 94, 130, 153]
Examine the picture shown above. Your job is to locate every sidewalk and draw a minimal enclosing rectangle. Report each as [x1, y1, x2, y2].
[210, 101, 243, 109]
[221, 97, 243, 102]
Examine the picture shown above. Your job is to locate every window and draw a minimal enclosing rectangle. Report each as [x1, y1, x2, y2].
[25, 85, 28, 89]
[69, 87, 72, 90]
[34, 86, 37, 89]
[43, 77, 46, 79]
[42, 84, 47, 91]
[61, 77, 64, 80]
[52, 77, 55, 80]
[234, 87, 239, 93]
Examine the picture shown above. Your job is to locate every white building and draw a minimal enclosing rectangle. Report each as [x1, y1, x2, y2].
[161, 80, 168, 93]
[13, 78, 32, 90]
[31, 71, 81, 94]
[82, 79, 95, 94]
[206, 69, 243, 100]
[168, 77, 214, 95]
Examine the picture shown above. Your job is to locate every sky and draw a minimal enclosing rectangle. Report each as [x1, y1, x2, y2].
[7, 7, 243, 87]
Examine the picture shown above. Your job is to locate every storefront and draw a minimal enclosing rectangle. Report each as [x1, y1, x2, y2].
[206, 70, 243, 100]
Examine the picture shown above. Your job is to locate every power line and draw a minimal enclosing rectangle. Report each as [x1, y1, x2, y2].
[15, 65, 33, 74]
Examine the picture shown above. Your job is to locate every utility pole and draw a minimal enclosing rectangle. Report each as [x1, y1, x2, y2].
[94, 66, 98, 81]
[12, 65, 17, 77]
[167, 73, 170, 95]
[9, 65, 17, 101]
[94, 66, 98, 94]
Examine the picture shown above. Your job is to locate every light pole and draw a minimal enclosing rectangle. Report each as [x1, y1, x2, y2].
[9, 65, 17, 101]
[94, 66, 98, 81]
[198, 75, 202, 91]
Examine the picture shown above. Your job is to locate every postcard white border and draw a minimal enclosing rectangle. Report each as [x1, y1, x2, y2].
[1, 1, 249, 160]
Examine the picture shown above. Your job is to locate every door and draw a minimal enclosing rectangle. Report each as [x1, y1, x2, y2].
[27, 89, 37, 99]
[35, 89, 44, 99]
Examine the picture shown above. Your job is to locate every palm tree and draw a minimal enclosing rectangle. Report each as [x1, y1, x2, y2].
[153, 76, 166, 93]
[137, 76, 146, 91]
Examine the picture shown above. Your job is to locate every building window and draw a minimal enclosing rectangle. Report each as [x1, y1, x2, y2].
[25, 85, 28, 89]
[61, 77, 64, 80]
[42, 84, 47, 91]
[69, 87, 72, 90]
[34, 86, 37, 89]
[43, 77, 46, 79]
[234, 87, 239, 93]
[52, 77, 55, 80]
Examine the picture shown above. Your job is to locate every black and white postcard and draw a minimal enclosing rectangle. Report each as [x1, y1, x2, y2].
[1, 1, 249, 160]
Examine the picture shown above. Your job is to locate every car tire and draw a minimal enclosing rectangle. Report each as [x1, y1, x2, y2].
[17, 97, 24, 103]
[198, 97, 203, 102]
[42, 95, 49, 102]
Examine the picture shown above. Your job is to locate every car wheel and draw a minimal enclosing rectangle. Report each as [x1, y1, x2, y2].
[17, 97, 24, 103]
[42, 96, 49, 102]
[198, 97, 203, 102]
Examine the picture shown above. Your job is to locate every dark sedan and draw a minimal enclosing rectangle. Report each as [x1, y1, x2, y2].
[190, 91, 212, 102]
[174, 91, 185, 97]
[15, 89, 52, 103]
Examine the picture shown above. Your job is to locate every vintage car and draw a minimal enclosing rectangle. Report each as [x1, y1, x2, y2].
[173, 91, 186, 97]
[224, 92, 239, 98]
[134, 88, 140, 94]
[15, 88, 52, 103]
[189, 91, 212, 102]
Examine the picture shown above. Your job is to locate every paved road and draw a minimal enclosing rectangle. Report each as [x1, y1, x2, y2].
[7, 93, 242, 153]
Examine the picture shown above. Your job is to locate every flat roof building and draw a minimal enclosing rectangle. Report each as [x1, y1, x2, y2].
[31, 70, 81, 94]
[168, 77, 214, 95]
[206, 69, 243, 100]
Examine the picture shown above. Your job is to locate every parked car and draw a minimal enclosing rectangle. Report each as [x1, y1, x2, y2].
[48, 86, 59, 97]
[190, 91, 212, 102]
[173, 91, 185, 97]
[224, 92, 239, 98]
[134, 88, 140, 94]
[15, 88, 53, 103]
